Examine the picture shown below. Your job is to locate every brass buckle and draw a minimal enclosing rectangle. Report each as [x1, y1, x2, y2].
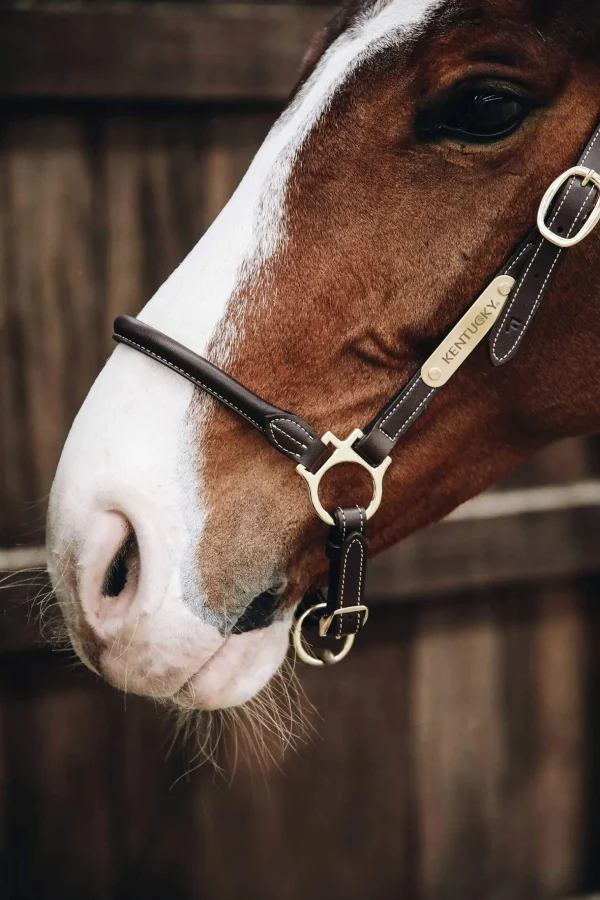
[293, 602, 364, 667]
[296, 428, 392, 526]
[537, 166, 600, 248]
[319, 604, 369, 638]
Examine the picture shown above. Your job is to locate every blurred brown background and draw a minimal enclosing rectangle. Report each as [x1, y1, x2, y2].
[2, 2, 600, 898]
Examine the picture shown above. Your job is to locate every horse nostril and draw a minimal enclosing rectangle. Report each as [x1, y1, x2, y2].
[232, 577, 288, 634]
[101, 530, 139, 599]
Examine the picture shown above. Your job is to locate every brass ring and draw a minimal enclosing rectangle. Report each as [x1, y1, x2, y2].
[295, 428, 392, 526]
[292, 602, 356, 667]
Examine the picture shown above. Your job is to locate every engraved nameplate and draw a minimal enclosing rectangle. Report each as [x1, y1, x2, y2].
[421, 276, 515, 388]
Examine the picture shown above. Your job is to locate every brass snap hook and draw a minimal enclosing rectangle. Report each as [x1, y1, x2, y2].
[292, 602, 357, 667]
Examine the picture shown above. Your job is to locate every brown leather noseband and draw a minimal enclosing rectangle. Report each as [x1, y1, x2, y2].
[114, 120, 600, 666]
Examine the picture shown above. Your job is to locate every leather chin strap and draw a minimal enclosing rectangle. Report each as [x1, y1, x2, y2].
[114, 118, 600, 664]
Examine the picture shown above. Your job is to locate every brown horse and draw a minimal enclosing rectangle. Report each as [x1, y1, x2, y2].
[47, 0, 600, 710]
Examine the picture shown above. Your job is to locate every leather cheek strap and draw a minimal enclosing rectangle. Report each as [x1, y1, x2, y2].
[352, 236, 539, 468]
[355, 128, 600, 468]
[490, 123, 600, 365]
[352, 246, 539, 467]
[353, 370, 439, 467]
[113, 315, 328, 469]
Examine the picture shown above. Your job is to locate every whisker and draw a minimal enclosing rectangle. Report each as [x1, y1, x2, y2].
[170, 653, 314, 778]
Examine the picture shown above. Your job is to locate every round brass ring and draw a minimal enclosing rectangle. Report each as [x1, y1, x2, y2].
[292, 602, 356, 667]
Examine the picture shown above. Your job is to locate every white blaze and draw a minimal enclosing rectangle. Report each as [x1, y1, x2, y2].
[141, 0, 444, 360]
[49, 0, 443, 614]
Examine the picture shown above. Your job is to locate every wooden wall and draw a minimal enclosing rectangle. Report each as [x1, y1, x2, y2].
[1, 5, 600, 899]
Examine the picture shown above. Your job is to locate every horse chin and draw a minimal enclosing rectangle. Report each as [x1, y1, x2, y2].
[172, 617, 292, 711]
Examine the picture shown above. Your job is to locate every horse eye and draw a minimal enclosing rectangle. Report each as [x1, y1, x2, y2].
[417, 86, 530, 144]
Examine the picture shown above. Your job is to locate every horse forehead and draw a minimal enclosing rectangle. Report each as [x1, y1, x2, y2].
[134, 0, 445, 348]
[310, 0, 445, 82]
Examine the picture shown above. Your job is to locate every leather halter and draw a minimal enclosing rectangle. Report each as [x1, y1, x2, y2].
[114, 120, 600, 667]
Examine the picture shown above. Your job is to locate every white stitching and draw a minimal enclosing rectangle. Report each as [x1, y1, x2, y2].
[356, 505, 364, 534]
[487, 243, 535, 355]
[545, 130, 600, 227]
[268, 429, 301, 458]
[380, 241, 537, 440]
[338, 535, 364, 639]
[379, 377, 421, 433]
[492, 183, 596, 363]
[271, 418, 314, 441]
[267, 418, 315, 459]
[118, 335, 317, 458]
[504, 242, 535, 277]
[270, 421, 308, 450]
[516, 187, 596, 331]
[492, 130, 600, 364]
[355, 505, 365, 634]
[115, 335, 263, 430]
[492, 240, 555, 363]
[337, 508, 347, 638]
[380, 384, 436, 441]
[354, 540, 365, 635]
[570, 185, 598, 236]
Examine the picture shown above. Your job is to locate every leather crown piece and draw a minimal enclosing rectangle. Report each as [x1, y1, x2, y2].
[114, 118, 600, 643]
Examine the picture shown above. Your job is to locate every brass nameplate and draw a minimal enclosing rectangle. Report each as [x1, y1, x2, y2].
[421, 276, 515, 388]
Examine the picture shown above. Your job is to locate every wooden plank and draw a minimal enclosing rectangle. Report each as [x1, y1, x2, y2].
[368, 504, 600, 600]
[0, 573, 57, 655]
[413, 598, 504, 897]
[101, 110, 273, 337]
[0, 116, 102, 546]
[533, 589, 585, 896]
[0, 109, 270, 544]
[0, 6, 334, 102]
[0, 692, 7, 899]
[0, 588, 595, 898]
[410, 586, 590, 899]
[493, 591, 544, 899]
[1, 655, 116, 899]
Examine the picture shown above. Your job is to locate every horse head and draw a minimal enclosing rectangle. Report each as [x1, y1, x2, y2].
[47, 0, 600, 709]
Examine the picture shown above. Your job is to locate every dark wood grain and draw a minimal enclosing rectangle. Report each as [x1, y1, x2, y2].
[531, 590, 585, 894]
[0, 6, 333, 101]
[0, 590, 596, 899]
[368, 503, 600, 600]
[2, 656, 117, 899]
[0, 109, 273, 544]
[1, 8, 600, 897]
